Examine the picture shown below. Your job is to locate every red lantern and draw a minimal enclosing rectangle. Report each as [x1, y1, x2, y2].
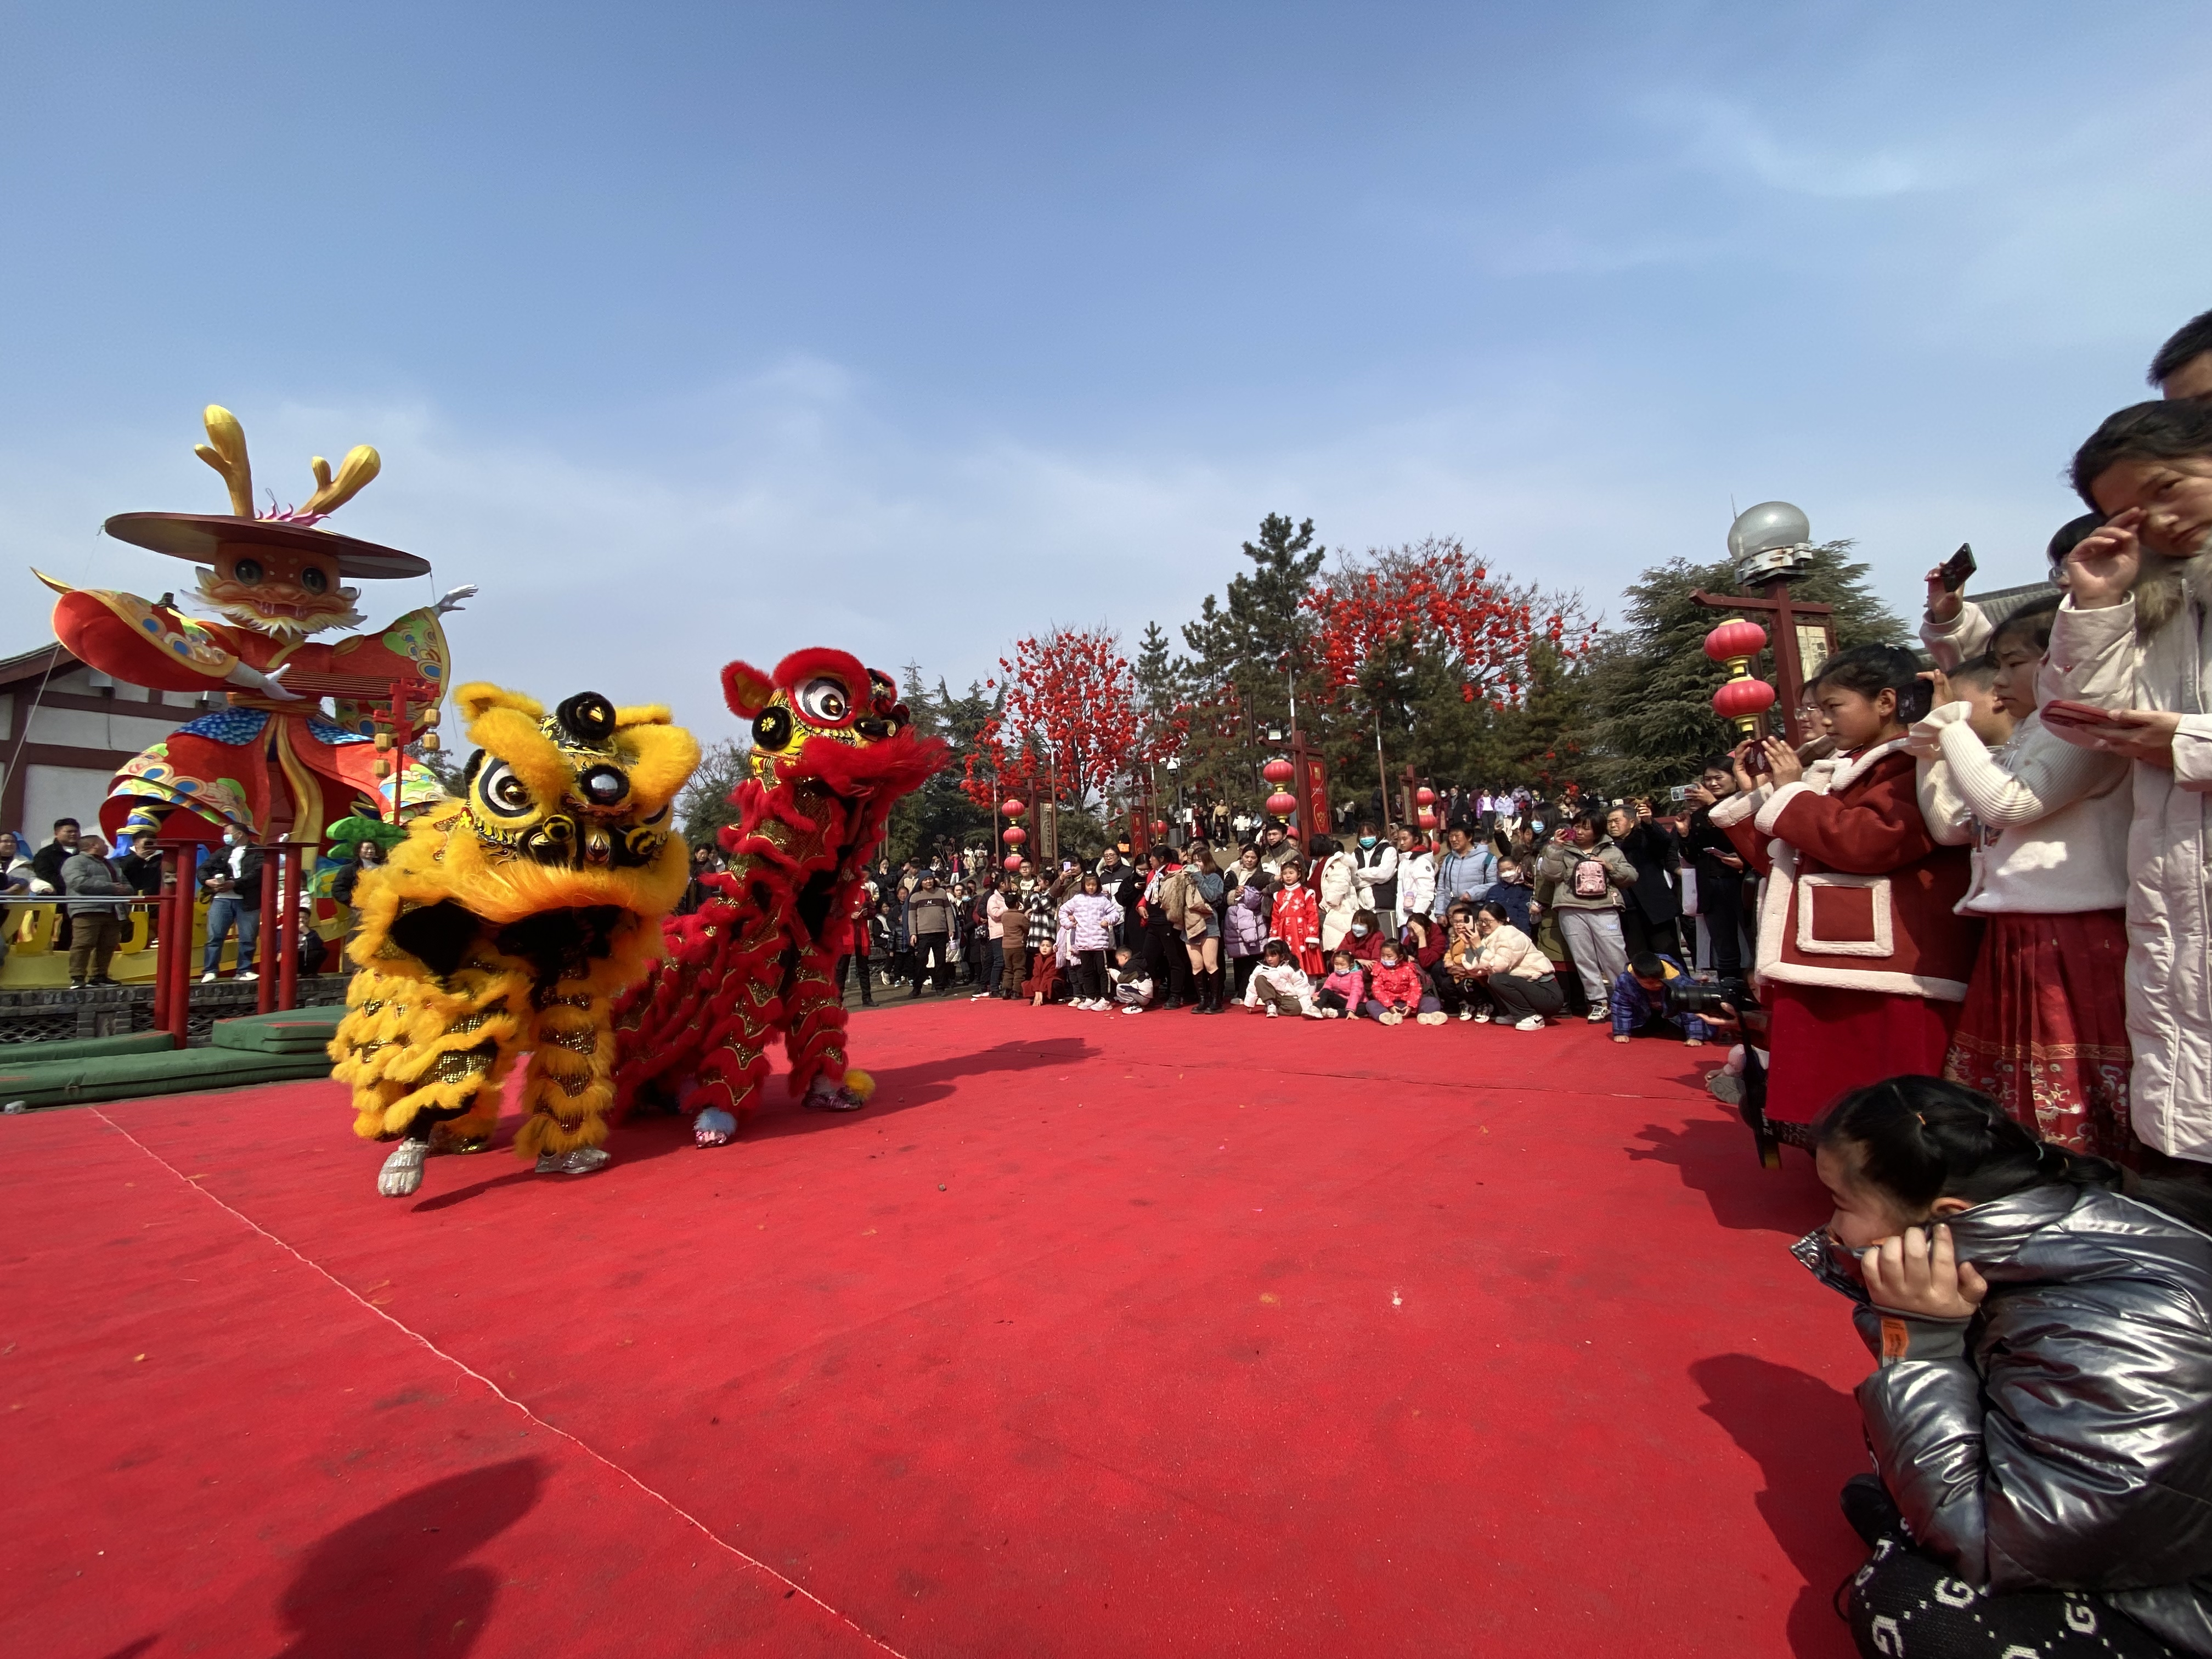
[1266, 791, 1298, 817]
[1703, 619, 1769, 663]
[1002, 824, 1027, 846]
[1003, 853, 1023, 872]
[1712, 676, 1778, 722]
[1152, 819, 1169, 835]
[1002, 798, 1026, 819]
[1262, 757, 1294, 786]
[1415, 786, 1435, 806]
[1417, 808, 1437, 831]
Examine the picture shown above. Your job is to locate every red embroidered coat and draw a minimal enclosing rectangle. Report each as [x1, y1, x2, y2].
[1712, 738, 1981, 1002]
[1270, 885, 1323, 975]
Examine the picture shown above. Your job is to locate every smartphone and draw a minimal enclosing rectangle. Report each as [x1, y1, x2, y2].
[1744, 744, 1771, 775]
[1669, 785, 1691, 803]
[1938, 543, 1977, 593]
[2041, 699, 2126, 729]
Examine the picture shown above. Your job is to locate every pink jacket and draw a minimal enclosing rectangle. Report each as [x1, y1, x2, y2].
[1321, 967, 1367, 1005]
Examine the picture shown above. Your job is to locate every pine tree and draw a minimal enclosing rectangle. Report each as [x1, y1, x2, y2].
[1178, 514, 1329, 799]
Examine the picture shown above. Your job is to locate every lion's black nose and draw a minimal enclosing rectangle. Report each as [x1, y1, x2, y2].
[854, 716, 891, 739]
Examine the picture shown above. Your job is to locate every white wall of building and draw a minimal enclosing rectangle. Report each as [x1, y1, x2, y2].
[22, 764, 116, 844]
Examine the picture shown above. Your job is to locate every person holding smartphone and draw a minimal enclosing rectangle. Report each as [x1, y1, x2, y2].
[2040, 399, 2212, 1165]
[1707, 645, 1981, 1140]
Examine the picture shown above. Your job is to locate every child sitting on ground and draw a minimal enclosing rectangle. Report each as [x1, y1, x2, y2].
[1242, 938, 1320, 1018]
[1110, 945, 1155, 1014]
[1364, 938, 1446, 1025]
[1314, 950, 1367, 1019]
[1610, 951, 1711, 1045]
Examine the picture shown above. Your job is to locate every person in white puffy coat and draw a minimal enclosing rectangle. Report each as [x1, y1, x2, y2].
[1315, 837, 1361, 951]
[1393, 826, 1436, 923]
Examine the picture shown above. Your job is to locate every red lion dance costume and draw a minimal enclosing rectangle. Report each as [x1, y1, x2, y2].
[614, 648, 944, 1146]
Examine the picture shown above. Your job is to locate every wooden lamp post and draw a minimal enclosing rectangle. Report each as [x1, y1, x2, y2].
[1691, 502, 1837, 747]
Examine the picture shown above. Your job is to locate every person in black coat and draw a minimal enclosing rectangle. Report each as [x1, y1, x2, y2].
[1681, 756, 1752, 976]
[1608, 800, 1683, 961]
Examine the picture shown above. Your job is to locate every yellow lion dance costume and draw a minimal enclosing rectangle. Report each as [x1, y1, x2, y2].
[330, 683, 699, 1198]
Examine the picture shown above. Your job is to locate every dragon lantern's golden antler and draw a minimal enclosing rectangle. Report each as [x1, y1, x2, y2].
[300, 444, 381, 517]
[193, 405, 255, 517]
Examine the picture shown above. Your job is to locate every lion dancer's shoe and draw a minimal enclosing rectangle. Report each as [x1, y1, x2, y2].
[804, 1067, 875, 1113]
[377, 1137, 432, 1198]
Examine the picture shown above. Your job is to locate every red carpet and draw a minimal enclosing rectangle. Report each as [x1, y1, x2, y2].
[2, 1001, 1872, 1658]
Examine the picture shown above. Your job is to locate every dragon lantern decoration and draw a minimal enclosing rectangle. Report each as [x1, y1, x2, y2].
[40, 405, 472, 843]
[614, 648, 945, 1146]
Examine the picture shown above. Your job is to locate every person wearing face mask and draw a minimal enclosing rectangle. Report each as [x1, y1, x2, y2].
[198, 820, 266, 981]
[1338, 908, 1385, 969]
[1915, 597, 2134, 1157]
[1352, 825, 1400, 936]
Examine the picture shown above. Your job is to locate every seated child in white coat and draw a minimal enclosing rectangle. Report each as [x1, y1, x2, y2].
[1242, 938, 1321, 1018]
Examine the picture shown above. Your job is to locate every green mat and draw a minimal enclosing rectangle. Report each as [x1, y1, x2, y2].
[0, 1043, 331, 1110]
[211, 1009, 342, 1054]
[0, 1030, 177, 1063]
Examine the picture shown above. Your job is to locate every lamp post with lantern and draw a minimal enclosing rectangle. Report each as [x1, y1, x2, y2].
[1692, 502, 1839, 747]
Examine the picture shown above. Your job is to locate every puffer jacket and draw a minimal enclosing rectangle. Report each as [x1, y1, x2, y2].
[1223, 882, 1269, 957]
[2042, 559, 2212, 1160]
[1796, 1182, 2212, 1654]
[1058, 892, 1122, 953]
[1367, 958, 1425, 1008]
[1396, 849, 1436, 919]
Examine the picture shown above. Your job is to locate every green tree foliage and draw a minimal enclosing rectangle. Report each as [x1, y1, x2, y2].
[884, 668, 995, 864]
[677, 737, 753, 850]
[1579, 540, 1907, 796]
[1176, 514, 1329, 800]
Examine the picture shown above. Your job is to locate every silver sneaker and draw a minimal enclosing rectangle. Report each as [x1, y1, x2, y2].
[377, 1140, 428, 1197]
[534, 1146, 612, 1176]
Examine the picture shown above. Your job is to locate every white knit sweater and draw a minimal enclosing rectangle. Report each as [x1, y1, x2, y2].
[1911, 704, 2130, 916]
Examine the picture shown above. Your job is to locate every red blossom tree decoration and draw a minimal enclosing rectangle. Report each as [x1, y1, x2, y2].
[962, 625, 1174, 810]
[1302, 538, 1589, 709]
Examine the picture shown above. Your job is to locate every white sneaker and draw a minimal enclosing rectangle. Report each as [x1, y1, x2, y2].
[1585, 1006, 1607, 1023]
[1378, 1009, 1402, 1026]
[1415, 1011, 1448, 1025]
[200, 970, 217, 983]
[239, 970, 259, 981]
[1121, 1005, 1144, 1015]
[1516, 1015, 1549, 1031]
[1471, 1011, 1491, 1023]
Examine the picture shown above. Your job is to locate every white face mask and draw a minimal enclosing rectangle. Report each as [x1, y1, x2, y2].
[1351, 923, 1370, 937]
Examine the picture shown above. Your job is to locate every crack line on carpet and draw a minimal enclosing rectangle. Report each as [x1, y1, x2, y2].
[88, 1107, 916, 1659]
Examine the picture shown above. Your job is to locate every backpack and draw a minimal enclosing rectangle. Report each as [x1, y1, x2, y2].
[1571, 855, 1612, 900]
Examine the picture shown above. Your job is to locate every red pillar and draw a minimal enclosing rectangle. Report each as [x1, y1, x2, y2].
[276, 846, 304, 1012]
[255, 844, 278, 1015]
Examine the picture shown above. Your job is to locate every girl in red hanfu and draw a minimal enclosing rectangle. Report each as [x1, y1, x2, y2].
[1709, 644, 1982, 1137]
[37, 405, 470, 847]
[1269, 856, 1324, 974]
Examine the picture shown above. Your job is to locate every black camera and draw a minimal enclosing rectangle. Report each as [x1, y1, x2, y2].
[1666, 975, 1763, 1037]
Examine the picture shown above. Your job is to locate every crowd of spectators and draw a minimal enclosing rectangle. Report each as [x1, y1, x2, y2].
[830, 309, 2212, 1659]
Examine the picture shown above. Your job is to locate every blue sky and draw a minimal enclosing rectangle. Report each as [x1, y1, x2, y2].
[4, 2, 2208, 744]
